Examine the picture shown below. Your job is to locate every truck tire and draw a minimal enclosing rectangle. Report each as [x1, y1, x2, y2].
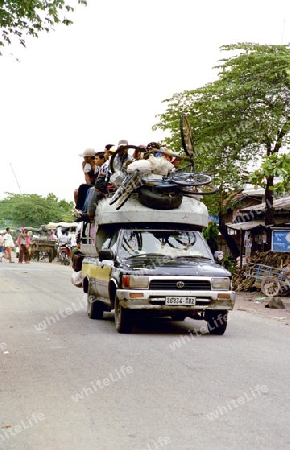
[114, 297, 132, 333]
[87, 294, 105, 320]
[138, 186, 182, 210]
[205, 310, 228, 335]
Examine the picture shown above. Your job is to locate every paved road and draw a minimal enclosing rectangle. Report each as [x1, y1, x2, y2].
[1, 261, 290, 450]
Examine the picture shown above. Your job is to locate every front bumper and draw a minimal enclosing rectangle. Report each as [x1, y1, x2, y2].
[117, 289, 236, 311]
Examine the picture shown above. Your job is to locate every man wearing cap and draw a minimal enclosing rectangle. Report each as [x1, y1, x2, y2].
[74, 148, 97, 212]
[79, 148, 96, 179]
[110, 140, 133, 173]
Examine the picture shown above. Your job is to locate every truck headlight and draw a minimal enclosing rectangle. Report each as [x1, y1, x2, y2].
[211, 277, 230, 290]
[122, 275, 149, 289]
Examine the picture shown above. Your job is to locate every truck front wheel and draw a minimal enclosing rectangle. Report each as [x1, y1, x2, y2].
[114, 297, 133, 333]
[205, 310, 228, 335]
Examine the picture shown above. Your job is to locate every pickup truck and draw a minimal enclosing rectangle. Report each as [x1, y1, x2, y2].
[77, 194, 235, 334]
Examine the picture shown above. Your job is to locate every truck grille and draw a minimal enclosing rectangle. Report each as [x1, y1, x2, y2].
[149, 280, 211, 290]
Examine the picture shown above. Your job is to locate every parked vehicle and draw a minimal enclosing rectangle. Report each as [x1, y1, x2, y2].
[30, 239, 57, 263]
[244, 262, 290, 296]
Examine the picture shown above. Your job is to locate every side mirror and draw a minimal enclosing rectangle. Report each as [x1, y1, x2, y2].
[98, 249, 113, 261]
[214, 251, 224, 262]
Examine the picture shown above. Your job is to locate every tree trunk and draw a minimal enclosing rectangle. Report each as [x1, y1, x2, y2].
[264, 175, 274, 250]
[219, 212, 240, 258]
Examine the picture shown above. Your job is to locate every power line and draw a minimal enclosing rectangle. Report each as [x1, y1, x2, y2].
[10, 163, 22, 194]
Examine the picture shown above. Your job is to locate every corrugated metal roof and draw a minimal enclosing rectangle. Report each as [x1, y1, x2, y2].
[240, 196, 290, 212]
[226, 221, 265, 231]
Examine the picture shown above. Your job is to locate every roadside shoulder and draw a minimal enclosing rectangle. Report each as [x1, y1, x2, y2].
[234, 292, 290, 326]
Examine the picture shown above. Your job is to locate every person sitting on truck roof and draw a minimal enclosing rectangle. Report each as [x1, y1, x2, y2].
[95, 152, 108, 178]
[80, 165, 107, 216]
[103, 144, 115, 171]
[74, 174, 108, 223]
[110, 140, 133, 173]
[98, 144, 113, 182]
[79, 148, 96, 176]
[132, 145, 146, 161]
[74, 148, 97, 212]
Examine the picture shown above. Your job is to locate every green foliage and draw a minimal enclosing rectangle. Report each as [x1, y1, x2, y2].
[249, 152, 290, 195]
[222, 255, 236, 275]
[154, 43, 290, 220]
[0, 192, 74, 229]
[0, 0, 87, 53]
[203, 222, 219, 254]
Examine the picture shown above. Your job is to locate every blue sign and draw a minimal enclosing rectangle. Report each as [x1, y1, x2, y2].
[272, 230, 290, 252]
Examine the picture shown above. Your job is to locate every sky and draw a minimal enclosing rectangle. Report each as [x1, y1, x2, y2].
[1, 0, 290, 203]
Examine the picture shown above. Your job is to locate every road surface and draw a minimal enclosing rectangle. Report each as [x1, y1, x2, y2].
[1, 261, 290, 449]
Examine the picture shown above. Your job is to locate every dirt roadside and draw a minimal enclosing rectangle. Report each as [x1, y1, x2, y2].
[234, 291, 290, 326]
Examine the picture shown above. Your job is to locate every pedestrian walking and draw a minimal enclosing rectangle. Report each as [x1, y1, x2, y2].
[0, 231, 5, 262]
[16, 228, 31, 264]
[49, 230, 57, 241]
[3, 227, 15, 263]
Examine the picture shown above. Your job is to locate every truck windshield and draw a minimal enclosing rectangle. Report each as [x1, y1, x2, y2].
[117, 229, 213, 260]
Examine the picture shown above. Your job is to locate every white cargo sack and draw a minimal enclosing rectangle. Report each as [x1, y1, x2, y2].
[126, 156, 174, 176]
[126, 159, 152, 174]
[148, 156, 174, 176]
[71, 271, 83, 288]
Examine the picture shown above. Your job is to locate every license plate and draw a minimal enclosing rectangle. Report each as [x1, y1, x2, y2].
[165, 297, 196, 305]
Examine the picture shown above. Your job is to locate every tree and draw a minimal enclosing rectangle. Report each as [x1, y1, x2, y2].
[249, 152, 290, 196]
[154, 43, 290, 256]
[0, 0, 87, 54]
[0, 193, 74, 229]
[203, 222, 219, 255]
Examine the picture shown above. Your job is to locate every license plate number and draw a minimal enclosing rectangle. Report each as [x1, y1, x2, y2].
[165, 297, 196, 305]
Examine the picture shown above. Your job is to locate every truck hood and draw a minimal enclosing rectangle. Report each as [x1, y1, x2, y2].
[120, 257, 231, 277]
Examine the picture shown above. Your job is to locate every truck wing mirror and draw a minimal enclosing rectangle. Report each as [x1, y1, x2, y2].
[214, 251, 224, 262]
[99, 249, 114, 261]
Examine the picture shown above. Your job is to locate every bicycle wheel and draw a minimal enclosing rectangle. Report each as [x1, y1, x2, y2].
[180, 184, 218, 196]
[171, 172, 212, 186]
[115, 171, 141, 210]
[180, 114, 194, 157]
[277, 280, 290, 297]
[141, 176, 176, 188]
